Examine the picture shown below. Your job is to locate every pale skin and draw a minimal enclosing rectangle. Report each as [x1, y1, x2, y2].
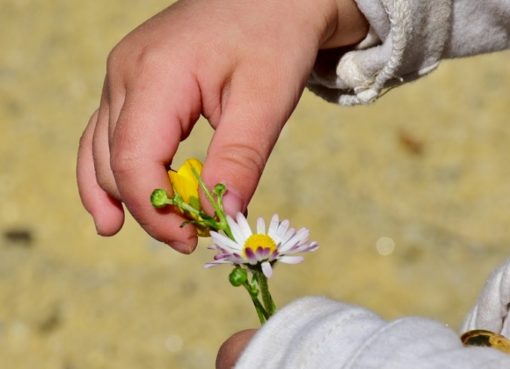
[77, 0, 367, 366]
[216, 329, 257, 369]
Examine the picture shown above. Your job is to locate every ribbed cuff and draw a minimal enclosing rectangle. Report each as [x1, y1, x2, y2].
[308, 0, 453, 106]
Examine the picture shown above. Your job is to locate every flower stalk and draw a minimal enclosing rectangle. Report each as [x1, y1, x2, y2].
[254, 268, 276, 317]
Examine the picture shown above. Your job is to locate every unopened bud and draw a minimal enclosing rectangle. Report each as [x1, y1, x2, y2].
[150, 189, 171, 208]
[229, 267, 248, 287]
[214, 183, 227, 197]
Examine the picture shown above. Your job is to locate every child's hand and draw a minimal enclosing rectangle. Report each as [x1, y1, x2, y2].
[216, 329, 257, 369]
[77, 0, 367, 253]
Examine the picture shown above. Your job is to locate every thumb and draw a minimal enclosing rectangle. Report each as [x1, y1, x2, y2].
[201, 68, 303, 215]
[216, 329, 257, 369]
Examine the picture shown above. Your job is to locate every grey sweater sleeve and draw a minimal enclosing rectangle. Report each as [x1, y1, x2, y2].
[235, 258, 510, 369]
[234, 297, 510, 369]
[308, 0, 510, 106]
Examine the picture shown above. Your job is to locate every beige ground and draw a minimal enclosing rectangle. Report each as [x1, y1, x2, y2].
[1, 1, 510, 368]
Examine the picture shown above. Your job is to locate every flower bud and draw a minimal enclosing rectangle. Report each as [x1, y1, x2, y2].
[150, 189, 171, 208]
[168, 159, 203, 204]
[213, 183, 226, 197]
[229, 267, 248, 287]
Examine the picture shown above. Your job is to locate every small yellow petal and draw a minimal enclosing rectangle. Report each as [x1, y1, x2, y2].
[179, 158, 203, 180]
[168, 158, 203, 203]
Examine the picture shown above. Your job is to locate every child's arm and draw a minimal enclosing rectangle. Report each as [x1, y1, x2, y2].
[310, 0, 510, 105]
[76, 0, 368, 253]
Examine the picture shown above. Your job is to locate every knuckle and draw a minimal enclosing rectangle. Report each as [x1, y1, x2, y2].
[132, 45, 166, 77]
[109, 139, 147, 188]
[95, 171, 115, 194]
[106, 44, 123, 75]
[107, 43, 166, 85]
[110, 149, 141, 178]
[93, 159, 121, 199]
[217, 143, 266, 179]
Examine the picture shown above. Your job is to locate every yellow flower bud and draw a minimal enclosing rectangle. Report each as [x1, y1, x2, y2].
[168, 158, 203, 205]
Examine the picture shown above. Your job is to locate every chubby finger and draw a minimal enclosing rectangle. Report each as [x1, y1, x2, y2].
[109, 72, 202, 253]
[92, 88, 121, 200]
[77, 110, 125, 235]
[216, 329, 257, 369]
[202, 67, 299, 216]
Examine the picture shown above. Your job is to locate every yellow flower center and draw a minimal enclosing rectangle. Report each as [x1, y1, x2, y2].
[243, 234, 277, 258]
[168, 158, 203, 203]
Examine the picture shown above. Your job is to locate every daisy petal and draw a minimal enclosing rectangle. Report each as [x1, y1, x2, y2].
[281, 227, 296, 244]
[268, 214, 279, 235]
[245, 247, 258, 265]
[236, 213, 252, 243]
[204, 261, 229, 268]
[206, 256, 240, 266]
[256, 217, 265, 234]
[280, 228, 309, 252]
[288, 240, 319, 253]
[261, 261, 273, 278]
[227, 216, 244, 243]
[210, 231, 242, 253]
[293, 241, 319, 253]
[229, 255, 245, 264]
[275, 219, 290, 239]
[278, 255, 304, 264]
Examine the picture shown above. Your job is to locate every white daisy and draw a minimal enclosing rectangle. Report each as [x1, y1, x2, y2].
[205, 213, 319, 278]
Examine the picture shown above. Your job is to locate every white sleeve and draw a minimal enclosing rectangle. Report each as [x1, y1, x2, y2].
[234, 296, 510, 369]
[462, 257, 510, 336]
[308, 0, 510, 106]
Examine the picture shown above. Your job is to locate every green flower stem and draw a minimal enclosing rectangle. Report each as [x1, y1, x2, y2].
[178, 201, 201, 217]
[191, 167, 233, 239]
[254, 269, 276, 317]
[241, 281, 268, 324]
[230, 267, 268, 324]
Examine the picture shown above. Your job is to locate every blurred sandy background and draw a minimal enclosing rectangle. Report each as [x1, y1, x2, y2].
[1, 0, 510, 368]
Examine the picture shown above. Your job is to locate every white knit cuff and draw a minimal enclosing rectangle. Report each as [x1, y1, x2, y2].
[235, 297, 510, 369]
[234, 297, 385, 369]
[235, 296, 510, 369]
[308, 0, 453, 106]
[462, 257, 510, 337]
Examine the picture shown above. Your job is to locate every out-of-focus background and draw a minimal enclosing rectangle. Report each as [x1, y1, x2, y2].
[1, 0, 510, 368]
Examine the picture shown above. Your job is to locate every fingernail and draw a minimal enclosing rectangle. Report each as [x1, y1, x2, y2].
[223, 191, 245, 216]
[171, 241, 196, 255]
